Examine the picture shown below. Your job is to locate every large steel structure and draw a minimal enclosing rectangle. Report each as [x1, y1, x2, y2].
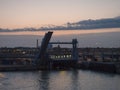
[49, 39, 78, 60]
[35, 31, 78, 69]
[35, 31, 53, 68]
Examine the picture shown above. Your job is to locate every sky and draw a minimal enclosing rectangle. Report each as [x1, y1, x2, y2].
[0, 0, 120, 29]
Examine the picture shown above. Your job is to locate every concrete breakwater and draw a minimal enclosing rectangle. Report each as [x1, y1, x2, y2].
[78, 61, 120, 74]
[115, 62, 120, 74]
[0, 61, 119, 72]
[0, 47, 120, 73]
[0, 61, 120, 74]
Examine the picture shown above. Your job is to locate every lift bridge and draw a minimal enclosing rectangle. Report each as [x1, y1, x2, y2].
[35, 31, 78, 69]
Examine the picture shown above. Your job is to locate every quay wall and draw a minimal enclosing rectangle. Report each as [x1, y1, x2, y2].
[77, 61, 120, 73]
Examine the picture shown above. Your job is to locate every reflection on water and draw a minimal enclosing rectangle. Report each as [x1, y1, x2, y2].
[0, 70, 120, 90]
[38, 71, 50, 90]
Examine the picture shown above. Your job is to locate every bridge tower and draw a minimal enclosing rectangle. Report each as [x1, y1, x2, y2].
[72, 39, 78, 60]
[36, 31, 53, 69]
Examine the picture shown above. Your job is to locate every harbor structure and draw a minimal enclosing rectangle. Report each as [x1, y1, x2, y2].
[0, 31, 120, 73]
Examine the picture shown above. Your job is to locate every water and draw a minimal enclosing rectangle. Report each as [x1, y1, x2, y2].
[0, 28, 120, 47]
[0, 70, 120, 90]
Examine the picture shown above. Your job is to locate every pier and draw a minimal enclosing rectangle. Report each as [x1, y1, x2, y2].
[0, 31, 120, 73]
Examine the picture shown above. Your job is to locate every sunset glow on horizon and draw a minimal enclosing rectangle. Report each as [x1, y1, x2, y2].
[0, 0, 120, 29]
[0, 28, 120, 36]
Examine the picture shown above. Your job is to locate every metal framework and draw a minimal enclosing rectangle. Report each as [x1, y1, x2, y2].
[36, 31, 53, 66]
[49, 39, 78, 60]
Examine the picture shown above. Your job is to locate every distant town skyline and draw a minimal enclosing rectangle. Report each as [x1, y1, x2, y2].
[0, 0, 120, 29]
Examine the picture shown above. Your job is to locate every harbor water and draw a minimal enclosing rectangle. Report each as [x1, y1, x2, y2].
[0, 70, 120, 90]
[0, 28, 120, 48]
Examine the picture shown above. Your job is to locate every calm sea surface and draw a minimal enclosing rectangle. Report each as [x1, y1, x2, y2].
[0, 28, 120, 47]
[0, 70, 120, 90]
